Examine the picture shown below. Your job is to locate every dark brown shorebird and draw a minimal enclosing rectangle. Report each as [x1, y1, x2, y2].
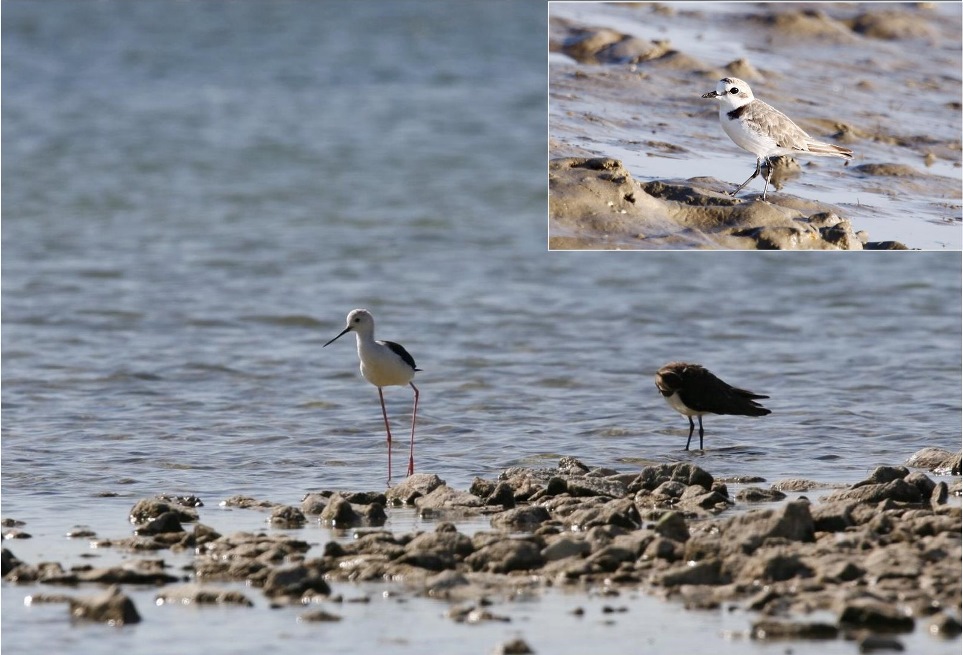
[655, 362, 770, 450]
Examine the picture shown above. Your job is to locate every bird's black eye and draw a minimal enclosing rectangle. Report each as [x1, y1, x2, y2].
[729, 88, 739, 94]
[353, 317, 360, 323]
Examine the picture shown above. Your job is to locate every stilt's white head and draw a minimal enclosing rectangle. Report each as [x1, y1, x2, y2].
[324, 308, 374, 346]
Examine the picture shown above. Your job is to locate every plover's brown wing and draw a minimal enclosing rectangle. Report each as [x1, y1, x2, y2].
[738, 100, 814, 151]
[741, 100, 852, 158]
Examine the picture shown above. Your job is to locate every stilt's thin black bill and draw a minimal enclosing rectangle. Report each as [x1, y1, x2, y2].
[323, 326, 351, 347]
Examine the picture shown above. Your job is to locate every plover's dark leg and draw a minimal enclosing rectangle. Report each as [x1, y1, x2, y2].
[698, 416, 705, 450]
[731, 158, 762, 197]
[685, 416, 695, 450]
[760, 157, 775, 200]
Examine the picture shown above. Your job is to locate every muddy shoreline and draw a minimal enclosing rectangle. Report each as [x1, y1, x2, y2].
[4, 447, 960, 650]
[549, 156, 910, 250]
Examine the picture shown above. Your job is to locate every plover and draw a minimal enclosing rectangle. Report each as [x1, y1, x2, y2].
[655, 362, 770, 451]
[702, 77, 853, 200]
[324, 309, 420, 483]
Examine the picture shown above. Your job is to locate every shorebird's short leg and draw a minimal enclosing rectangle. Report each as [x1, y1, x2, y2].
[760, 157, 775, 200]
[731, 158, 762, 197]
[407, 382, 419, 477]
[378, 387, 393, 483]
[698, 416, 705, 451]
[685, 416, 695, 450]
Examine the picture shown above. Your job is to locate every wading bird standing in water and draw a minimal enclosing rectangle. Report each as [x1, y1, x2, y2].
[655, 362, 770, 450]
[324, 309, 420, 483]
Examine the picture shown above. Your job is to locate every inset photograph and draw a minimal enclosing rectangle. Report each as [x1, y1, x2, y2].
[548, 2, 963, 250]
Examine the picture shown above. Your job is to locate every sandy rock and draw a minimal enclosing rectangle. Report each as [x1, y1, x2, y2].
[385, 473, 445, 505]
[423, 569, 469, 594]
[655, 559, 725, 587]
[300, 493, 328, 514]
[566, 476, 627, 498]
[400, 530, 474, 571]
[492, 637, 534, 655]
[466, 538, 544, 574]
[156, 583, 253, 607]
[847, 9, 937, 40]
[632, 463, 714, 493]
[930, 481, 949, 506]
[810, 501, 854, 533]
[642, 537, 681, 562]
[491, 506, 552, 531]
[541, 533, 591, 562]
[738, 551, 814, 583]
[447, 602, 511, 624]
[826, 479, 922, 505]
[750, 619, 839, 640]
[564, 497, 641, 531]
[193, 523, 221, 546]
[928, 612, 963, 637]
[69, 585, 141, 625]
[857, 634, 905, 652]
[720, 500, 815, 554]
[263, 564, 331, 599]
[134, 511, 184, 536]
[906, 447, 962, 475]
[195, 531, 311, 583]
[129, 498, 198, 524]
[771, 479, 832, 492]
[838, 598, 915, 632]
[269, 505, 306, 528]
[654, 511, 689, 542]
[74, 565, 178, 586]
[416, 485, 485, 515]
[220, 495, 276, 509]
[2, 548, 23, 576]
[736, 487, 788, 503]
[318, 493, 386, 527]
[298, 610, 342, 622]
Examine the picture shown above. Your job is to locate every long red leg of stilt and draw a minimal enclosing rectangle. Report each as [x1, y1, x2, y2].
[378, 387, 392, 483]
[407, 382, 419, 476]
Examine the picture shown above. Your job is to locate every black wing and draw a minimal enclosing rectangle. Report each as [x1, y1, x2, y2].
[380, 340, 420, 371]
[659, 362, 769, 416]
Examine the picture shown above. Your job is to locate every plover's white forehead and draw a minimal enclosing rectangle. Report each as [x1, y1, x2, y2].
[718, 77, 752, 100]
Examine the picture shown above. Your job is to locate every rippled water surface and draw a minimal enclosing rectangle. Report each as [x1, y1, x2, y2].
[2, 2, 961, 654]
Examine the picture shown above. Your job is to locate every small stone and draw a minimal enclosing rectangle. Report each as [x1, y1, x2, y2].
[858, 634, 904, 652]
[69, 585, 141, 625]
[735, 487, 787, 503]
[492, 637, 534, 654]
[928, 612, 962, 637]
[298, 610, 342, 622]
[839, 599, 914, 632]
[750, 620, 838, 640]
[654, 511, 689, 542]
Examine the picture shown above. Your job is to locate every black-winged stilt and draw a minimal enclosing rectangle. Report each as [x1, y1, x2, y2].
[324, 309, 420, 482]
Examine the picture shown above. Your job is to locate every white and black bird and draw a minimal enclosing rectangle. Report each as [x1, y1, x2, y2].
[702, 77, 853, 200]
[655, 362, 770, 451]
[324, 309, 420, 483]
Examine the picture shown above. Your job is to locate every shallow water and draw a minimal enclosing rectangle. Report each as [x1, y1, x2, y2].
[2, 2, 961, 654]
[549, 2, 963, 249]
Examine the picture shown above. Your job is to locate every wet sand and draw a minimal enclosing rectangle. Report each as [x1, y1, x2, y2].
[549, 3, 963, 250]
[4, 447, 960, 652]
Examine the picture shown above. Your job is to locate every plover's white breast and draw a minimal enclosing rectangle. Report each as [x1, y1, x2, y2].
[720, 100, 800, 159]
[664, 390, 703, 417]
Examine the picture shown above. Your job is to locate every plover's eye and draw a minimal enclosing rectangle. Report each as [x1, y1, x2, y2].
[729, 88, 739, 94]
